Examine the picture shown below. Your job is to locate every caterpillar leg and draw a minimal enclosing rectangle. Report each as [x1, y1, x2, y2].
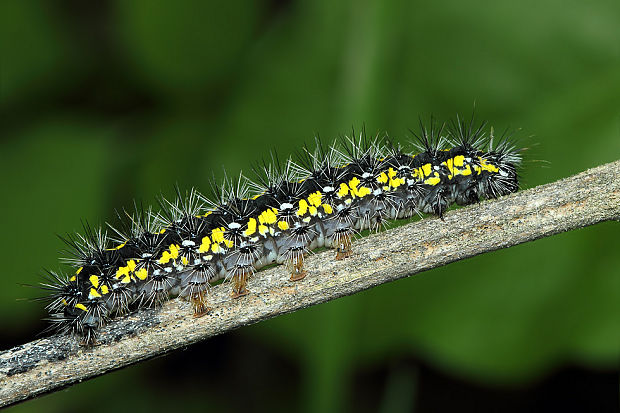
[190, 291, 211, 317]
[179, 266, 214, 317]
[335, 232, 353, 260]
[289, 253, 307, 281]
[79, 328, 99, 347]
[231, 270, 250, 298]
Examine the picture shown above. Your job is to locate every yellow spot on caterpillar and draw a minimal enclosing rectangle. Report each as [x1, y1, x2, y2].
[258, 224, 269, 236]
[181, 256, 189, 266]
[109, 241, 127, 251]
[89, 288, 101, 299]
[211, 227, 225, 243]
[259, 208, 278, 225]
[479, 157, 499, 173]
[357, 186, 372, 197]
[454, 155, 464, 167]
[199, 235, 211, 253]
[70, 275, 76, 282]
[278, 221, 289, 231]
[307, 191, 322, 207]
[297, 199, 308, 216]
[76, 267, 83, 275]
[461, 165, 472, 176]
[337, 183, 349, 197]
[158, 245, 179, 264]
[422, 163, 432, 177]
[349, 177, 360, 191]
[61, 298, 68, 306]
[244, 218, 257, 236]
[159, 228, 166, 234]
[158, 251, 171, 264]
[89, 275, 99, 288]
[211, 243, 221, 253]
[309, 205, 317, 216]
[136, 267, 148, 280]
[388, 168, 397, 179]
[75, 303, 88, 312]
[424, 173, 441, 186]
[444, 158, 454, 175]
[127, 260, 137, 272]
[211, 229, 233, 248]
[101, 284, 109, 294]
[377, 172, 388, 184]
[116, 265, 130, 278]
[348, 177, 371, 198]
[389, 176, 405, 189]
[322, 204, 333, 214]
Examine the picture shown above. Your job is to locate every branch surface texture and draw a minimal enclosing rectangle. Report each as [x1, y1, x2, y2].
[1, 160, 619, 407]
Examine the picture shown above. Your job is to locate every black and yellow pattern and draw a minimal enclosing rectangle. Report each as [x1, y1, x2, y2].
[41, 117, 521, 345]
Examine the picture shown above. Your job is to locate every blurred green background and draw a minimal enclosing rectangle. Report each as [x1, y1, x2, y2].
[1, 0, 619, 412]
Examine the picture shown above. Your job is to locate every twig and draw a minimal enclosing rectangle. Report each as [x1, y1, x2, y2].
[1, 160, 619, 407]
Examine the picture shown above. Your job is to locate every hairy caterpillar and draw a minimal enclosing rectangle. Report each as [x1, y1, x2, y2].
[39, 116, 522, 345]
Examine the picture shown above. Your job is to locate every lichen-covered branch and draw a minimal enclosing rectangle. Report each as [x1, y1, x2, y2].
[1, 160, 619, 408]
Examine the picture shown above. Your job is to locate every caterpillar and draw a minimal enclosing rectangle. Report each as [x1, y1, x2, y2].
[39, 116, 522, 345]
